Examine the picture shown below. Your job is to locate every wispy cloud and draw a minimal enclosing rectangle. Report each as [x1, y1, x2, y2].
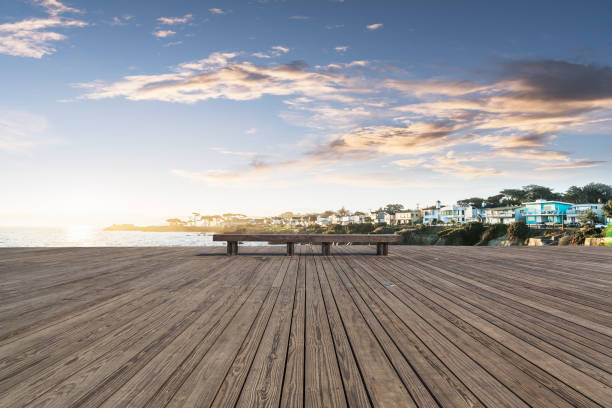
[0, 110, 51, 151]
[289, 16, 310, 20]
[536, 160, 608, 170]
[245, 128, 257, 134]
[109, 15, 133, 26]
[38, 0, 81, 16]
[153, 30, 176, 38]
[77, 51, 366, 104]
[252, 45, 290, 59]
[271, 45, 290, 54]
[334, 46, 348, 53]
[163, 41, 183, 47]
[209, 8, 227, 15]
[157, 14, 192, 25]
[366, 23, 383, 31]
[79, 55, 611, 185]
[0, 0, 86, 58]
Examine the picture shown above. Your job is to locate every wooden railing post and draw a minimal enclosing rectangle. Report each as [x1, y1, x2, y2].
[287, 242, 295, 256]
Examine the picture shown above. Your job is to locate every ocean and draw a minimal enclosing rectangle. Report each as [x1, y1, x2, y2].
[0, 227, 270, 247]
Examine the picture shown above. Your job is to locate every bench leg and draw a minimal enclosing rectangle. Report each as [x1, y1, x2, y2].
[287, 242, 294, 256]
[376, 243, 382, 255]
[382, 243, 389, 256]
[321, 242, 331, 256]
[227, 241, 238, 256]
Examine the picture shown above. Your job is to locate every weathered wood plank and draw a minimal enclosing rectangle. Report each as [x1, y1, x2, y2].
[1, 246, 610, 408]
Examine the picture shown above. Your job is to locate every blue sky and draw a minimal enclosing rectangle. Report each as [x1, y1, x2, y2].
[1, 0, 611, 226]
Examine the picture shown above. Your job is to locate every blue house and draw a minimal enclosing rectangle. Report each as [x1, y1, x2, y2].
[524, 200, 573, 226]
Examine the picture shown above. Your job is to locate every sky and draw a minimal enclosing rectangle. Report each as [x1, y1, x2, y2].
[1, 0, 611, 227]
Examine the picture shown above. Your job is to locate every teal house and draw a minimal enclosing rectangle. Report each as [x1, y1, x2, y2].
[524, 200, 573, 226]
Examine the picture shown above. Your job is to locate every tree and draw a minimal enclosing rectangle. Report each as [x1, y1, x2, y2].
[457, 197, 485, 208]
[563, 185, 586, 203]
[500, 189, 527, 206]
[166, 218, 184, 226]
[578, 209, 601, 226]
[580, 183, 612, 203]
[383, 203, 405, 214]
[320, 210, 336, 218]
[604, 200, 612, 219]
[522, 184, 561, 201]
[336, 206, 350, 217]
[485, 194, 504, 208]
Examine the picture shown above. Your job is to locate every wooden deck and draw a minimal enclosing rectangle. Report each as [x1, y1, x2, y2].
[0, 246, 611, 408]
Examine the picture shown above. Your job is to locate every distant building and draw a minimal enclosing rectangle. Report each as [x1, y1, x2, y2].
[485, 206, 525, 224]
[465, 206, 486, 223]
[422, 201, 442, 224]
[524, 200, 572, 226]
[565, 203, 604, 225]
[393, 210, 420, 225]
[439, 205, 467, 224]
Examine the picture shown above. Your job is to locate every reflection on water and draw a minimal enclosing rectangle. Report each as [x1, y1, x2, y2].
[0, 227, 270, 247]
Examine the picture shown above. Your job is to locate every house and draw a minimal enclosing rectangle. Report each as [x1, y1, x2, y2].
[422, 201, 442, 224]
[565, 204, 604, 225]
[485, 206, 525, 224]
[524, 200, 572, 226]
[370, 211, 392, 224]
[393, 210, 420, 225]
[316, 216, 331, 226]
[439, 205, 466, 224]
[465, 206, 486, 223]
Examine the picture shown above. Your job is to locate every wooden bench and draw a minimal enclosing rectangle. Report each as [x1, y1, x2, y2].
[212, 234, 402, 256]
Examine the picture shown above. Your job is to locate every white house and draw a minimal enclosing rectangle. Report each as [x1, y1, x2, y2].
[565, 204, 605, 225]
[393, 210, 420, 225]
[485, 206, 525, 224]
[465, 206, 486, 223]
[439, 205, 467, 224]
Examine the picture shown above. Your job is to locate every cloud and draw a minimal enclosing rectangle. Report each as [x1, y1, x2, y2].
[395, 151, 504, 178]
[366, 23, 383, 31]
[209, 8, 227, 15]
[536, 160, 608, 170]
[38, 0, 81, 16]
[0, 111, 51, 151]
[334, 46, 348, 53]
[0, 3, 87, 58]
[79, 55, 611, 184]
[211, 147, 259, 157]
[77, 51, 368, 104]
[271, 45, 290, 54]
[157, 14, 192, 25]
[289, 16, 310, 20]
[153, 30, 176, 38]
[245, 128, 257, 134]
[252, 46, 290, 59]
[109, 15, 133, 26]
[325, 24, 344, 30]
[163, 41, 183, 47]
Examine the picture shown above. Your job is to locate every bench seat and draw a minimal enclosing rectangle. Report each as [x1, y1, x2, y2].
[212, 234, 401, 256]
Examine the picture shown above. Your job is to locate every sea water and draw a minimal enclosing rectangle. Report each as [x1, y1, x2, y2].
[0, 227, 270, 247]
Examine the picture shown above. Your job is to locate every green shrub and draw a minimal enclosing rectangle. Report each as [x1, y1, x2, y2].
[507, 222, 529, 241]
[347, 223, 375, 234]
[437, 222, 485, 245]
